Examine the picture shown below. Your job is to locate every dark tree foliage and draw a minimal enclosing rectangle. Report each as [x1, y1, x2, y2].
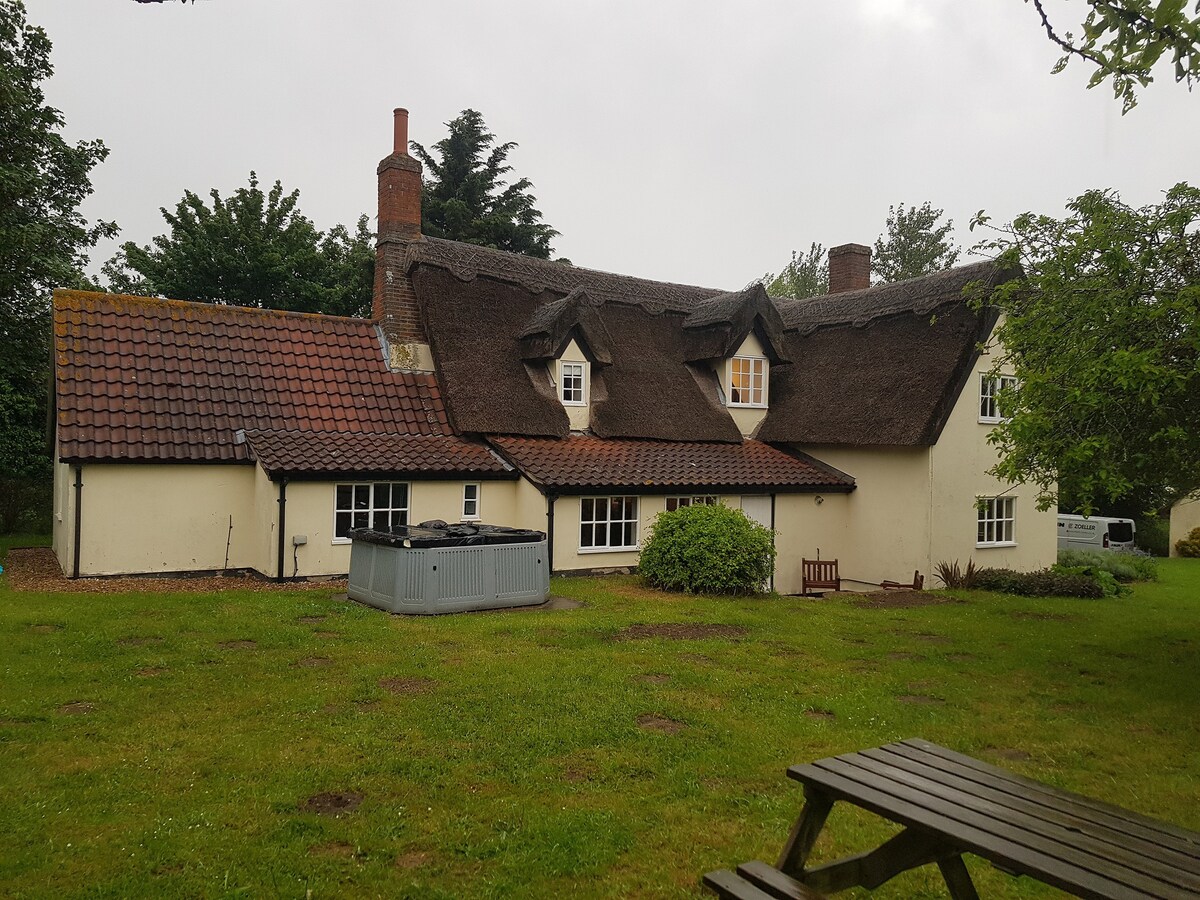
[971, 183, 1200, 516]
[0, 1, 115, 532]
[872, 202, 960, 284]
[105, 173, 374, 317]
[1030, 0, 1200, 112]
[763, 242, 829, 300]
[410, 109, 559, 259]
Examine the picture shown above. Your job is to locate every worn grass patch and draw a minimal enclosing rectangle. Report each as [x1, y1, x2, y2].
[1, 537, 1198, 898]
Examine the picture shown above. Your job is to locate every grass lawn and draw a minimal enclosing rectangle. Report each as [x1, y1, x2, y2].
[1, 539, 1198, 899]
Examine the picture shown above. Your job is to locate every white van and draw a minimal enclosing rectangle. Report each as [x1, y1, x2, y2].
[1057, 514, 1137, 552]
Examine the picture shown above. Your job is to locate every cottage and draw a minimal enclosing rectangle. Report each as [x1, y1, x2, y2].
[51, 109, 1057, 591]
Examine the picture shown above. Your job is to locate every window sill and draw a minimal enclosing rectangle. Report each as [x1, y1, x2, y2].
[976, 541, 1018, 548]
[729, 403, 768, 410]
[461, 516, 481, 523]
[577, 546, 640, 554]
[561, 401, 588, 407]
[332, 538, 352, 546]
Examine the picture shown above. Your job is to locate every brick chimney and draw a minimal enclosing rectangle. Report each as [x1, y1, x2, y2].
[828, 243, 872, 294]
[373, 107, 433, 370]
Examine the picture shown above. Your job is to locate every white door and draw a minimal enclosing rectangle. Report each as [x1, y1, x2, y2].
[740, 495, 772, 528]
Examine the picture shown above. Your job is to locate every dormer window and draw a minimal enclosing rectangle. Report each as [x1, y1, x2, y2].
[559, 360, 586, 405]
[729, 356, 767, 407]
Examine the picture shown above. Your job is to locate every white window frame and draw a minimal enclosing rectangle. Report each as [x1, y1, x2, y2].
[557, 359, 588, 406]
[979, 373, 1018, 423]
[579, 496, 639, 552]
[728, 356, 767, 408]
[332, 482, 410, 544]
[666, 495, 719, 512]
[462, 482, 481, 521]
[977, 496, 1016, 547]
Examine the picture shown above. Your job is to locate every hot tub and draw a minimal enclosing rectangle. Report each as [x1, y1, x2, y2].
[346, 524, 549, 615]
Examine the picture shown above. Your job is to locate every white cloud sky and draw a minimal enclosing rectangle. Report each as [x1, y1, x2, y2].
[27, 0, 1200, 290]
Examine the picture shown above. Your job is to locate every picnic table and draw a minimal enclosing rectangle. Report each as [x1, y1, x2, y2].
[704, 738, 1200, 899]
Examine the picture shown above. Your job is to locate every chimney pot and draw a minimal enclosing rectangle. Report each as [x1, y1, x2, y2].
[393, 107, 409, 156]
[828, 243, 872, 294]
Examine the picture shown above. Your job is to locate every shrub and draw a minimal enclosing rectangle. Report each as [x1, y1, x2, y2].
[638, 503, 776, 595]
[974, 567, 1105, 599]
[934, 559, 978, 589]
[1176, 527, 1200, 558]
[1057, 548, 1157, 582]
[1136, 517, 1170, 557]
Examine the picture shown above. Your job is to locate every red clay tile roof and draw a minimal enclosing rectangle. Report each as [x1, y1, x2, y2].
[243, 429, 513, 479]
[54, 290, 462, 465]
[488, 435, 854, 493]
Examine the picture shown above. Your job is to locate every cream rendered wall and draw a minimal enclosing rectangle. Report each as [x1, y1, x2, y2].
[558, 339, 591, 431]
[930, 360, 1057, 572]
[772, 491, 851, 594]
[794, 446, 933, 588]
[52, 459, 74, 576]
[65, 464, 257, 576]
[271, 477, 524, 578]
[721, 333, 769, 438]
[1170, 497, 1200, 556]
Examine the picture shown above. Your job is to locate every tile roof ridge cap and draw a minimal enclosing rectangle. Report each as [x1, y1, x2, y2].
[52, 288, 375, 324]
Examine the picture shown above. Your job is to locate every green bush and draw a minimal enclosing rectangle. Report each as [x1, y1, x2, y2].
[638, 503, 776, 595]
[1057, 548, 1157, 582]
[974, 567, 1105, 599]
[1136, 517, 1170, 557]
[1176, 527, 1200, 558]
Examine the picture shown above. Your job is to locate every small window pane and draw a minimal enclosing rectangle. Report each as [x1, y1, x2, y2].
[374, 483, 390, 508]
[336, 511, 352, 537]
[354, 485, 370, 509]
[336, 485, 352, 508]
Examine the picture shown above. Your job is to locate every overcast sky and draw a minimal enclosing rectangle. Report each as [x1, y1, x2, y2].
[29, 0, 1200, 291]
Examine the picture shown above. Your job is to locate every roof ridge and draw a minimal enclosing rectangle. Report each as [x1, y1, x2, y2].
[52, 289, 377, 325]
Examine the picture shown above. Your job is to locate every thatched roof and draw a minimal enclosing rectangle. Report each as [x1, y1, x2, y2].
[757, 261, 1013, 446]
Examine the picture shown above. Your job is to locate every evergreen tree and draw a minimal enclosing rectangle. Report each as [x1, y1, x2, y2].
[0, 0, 115, 532]
[872, 202, 960, 284]
[105, 174, 374, 317]
[410, 109, 559, 258]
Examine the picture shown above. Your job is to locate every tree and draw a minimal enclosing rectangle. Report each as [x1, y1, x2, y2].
[763, 242, 828, 299]
[872, 202, 960, 284]
[0, 1, 115, 532]
[410, 109, 559, 259]
[970, 183, 1200, 516]
[104, 173, 374, 317]
[1029, 0, 1200, 112]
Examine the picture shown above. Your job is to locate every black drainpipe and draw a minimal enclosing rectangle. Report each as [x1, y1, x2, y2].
[769, 493, 777, 593]
[72, 465, 83, 579]
[276, 476, 289, 583]
[546, 492, 557, 575]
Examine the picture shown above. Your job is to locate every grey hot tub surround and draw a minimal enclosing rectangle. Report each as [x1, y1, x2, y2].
[347, 523, 550, 614]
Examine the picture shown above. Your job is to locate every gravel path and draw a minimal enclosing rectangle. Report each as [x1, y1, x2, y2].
[3, 547, 346, 594]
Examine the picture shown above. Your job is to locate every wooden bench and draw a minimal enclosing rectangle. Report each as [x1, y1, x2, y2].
[801, 558, 839, 595]
[703, 861, 827, 899]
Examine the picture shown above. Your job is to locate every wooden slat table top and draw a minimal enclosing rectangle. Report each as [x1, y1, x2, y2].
[786, 739, 1200, 900]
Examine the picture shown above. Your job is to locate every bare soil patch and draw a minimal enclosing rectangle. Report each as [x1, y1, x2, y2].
[852, 591, 964, 609]
[379, 677, 435, 694]
[29, 623, 63, 633]
[395, 851, 431, 869]
[886, 651, 921, 661]
[5, 547, 346, 595]
[988, 747, 1033, 761]
[636, 713, 684, 734]
[310, 841, 359, 858]
[58, 701, 94, 715]
[298, 615, 327, 624]
[912, 632, 953, 645]
[136, 666, 167, 678]
[805, 708, 836, 720]
[945, 652, 978, 662]
[118, 636, 163, 647]
[614, 623, 748, 641]
[218, 639, 257, 651]
[296, 657, 333, 668]
[301, 791, 363, 817]
[635, 673, 671, 685]
[897, 694, 945, 705]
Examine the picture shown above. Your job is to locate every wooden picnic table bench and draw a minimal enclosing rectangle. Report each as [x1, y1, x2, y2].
[705, 738, 1200, 899]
